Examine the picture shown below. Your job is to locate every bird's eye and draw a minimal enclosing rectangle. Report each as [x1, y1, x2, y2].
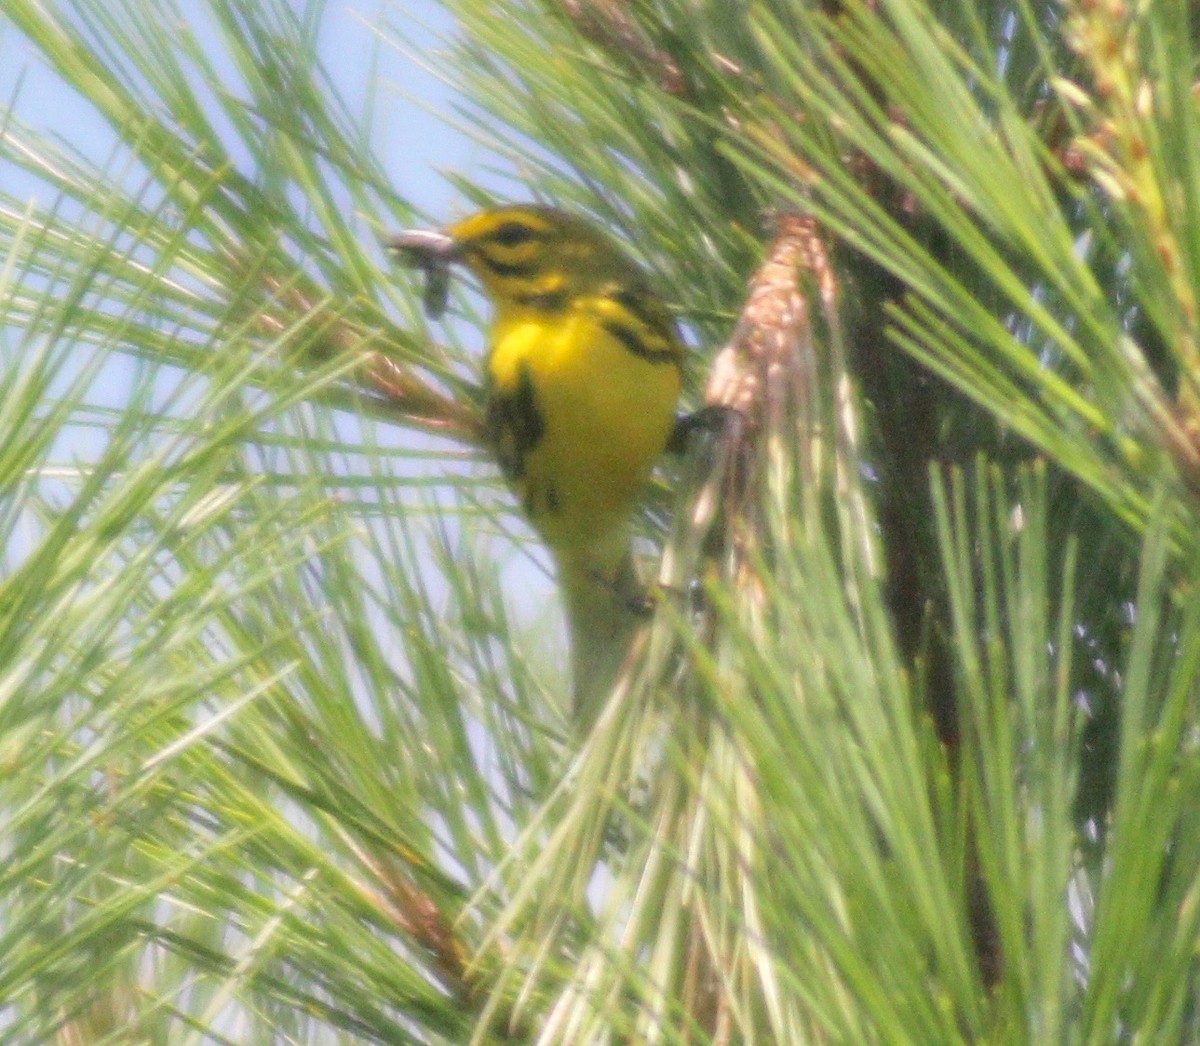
[491, 222, 538, 248]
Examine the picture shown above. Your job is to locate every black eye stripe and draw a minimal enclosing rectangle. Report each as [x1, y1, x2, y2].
[490, 221, 542, 247]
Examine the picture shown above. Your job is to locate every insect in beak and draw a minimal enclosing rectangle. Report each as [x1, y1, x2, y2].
[388, 229, 459, 319]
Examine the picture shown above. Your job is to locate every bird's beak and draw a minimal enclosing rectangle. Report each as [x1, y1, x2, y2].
[387, 228, 460, 265]
[387, 228, 460, 319]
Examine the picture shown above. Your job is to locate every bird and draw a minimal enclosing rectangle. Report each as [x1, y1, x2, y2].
[390, 205, 683, 719]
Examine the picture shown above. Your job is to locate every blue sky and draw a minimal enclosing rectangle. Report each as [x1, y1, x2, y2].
[0, 1, 482, 221]
[0, 0, 484, 459]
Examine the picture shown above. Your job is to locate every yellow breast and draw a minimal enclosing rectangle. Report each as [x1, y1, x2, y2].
[486, 300, 681, 574]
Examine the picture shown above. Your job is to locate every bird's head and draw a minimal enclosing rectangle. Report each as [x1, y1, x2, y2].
[389, 205, 637, 316]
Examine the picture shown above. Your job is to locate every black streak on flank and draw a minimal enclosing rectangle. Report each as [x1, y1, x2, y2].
[487, 364, 545, 482]
[611, 288, 652, 318]
[608, 287, 681, 365]
[600, 319, 676, 364]
[612, 288, 673, 336]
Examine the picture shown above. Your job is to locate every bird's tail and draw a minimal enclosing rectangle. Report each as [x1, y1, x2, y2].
[557, 538, 645, 725]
